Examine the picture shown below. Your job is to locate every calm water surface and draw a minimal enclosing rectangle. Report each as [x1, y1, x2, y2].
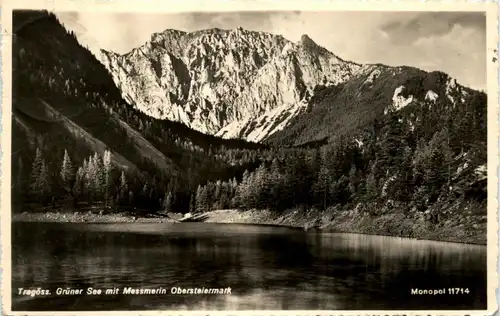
[12, 222, 486, 311]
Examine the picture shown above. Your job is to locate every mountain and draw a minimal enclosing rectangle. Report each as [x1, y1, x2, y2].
[266, 64, 482, 146]
[12, 10, 265, 213]
[11, 10, 487, 243]
[99, 28, 361, 142]
[100, 26, 486, 149]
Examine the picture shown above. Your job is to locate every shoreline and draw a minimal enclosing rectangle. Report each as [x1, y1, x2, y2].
[11, 210, 177, 224]
[207, 221, 487, 246]
[12, 207, 486, 245]
[202, 209, 487, 246]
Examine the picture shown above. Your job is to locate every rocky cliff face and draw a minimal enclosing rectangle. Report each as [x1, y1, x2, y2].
[99, 28, 361, 142]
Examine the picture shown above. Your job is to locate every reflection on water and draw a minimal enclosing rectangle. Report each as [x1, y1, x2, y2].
[11, 222, 486, 311]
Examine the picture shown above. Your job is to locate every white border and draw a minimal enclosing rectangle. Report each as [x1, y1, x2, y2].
[1, 0, 498, 315]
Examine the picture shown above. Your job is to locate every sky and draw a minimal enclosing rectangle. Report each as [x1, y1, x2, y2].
[56, 11, 487, 91]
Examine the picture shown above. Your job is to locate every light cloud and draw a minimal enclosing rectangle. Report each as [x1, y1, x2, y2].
[56, 11, 486, 90]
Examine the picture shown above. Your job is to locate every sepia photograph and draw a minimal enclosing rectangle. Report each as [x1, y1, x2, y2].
[1, 0, 498, 314]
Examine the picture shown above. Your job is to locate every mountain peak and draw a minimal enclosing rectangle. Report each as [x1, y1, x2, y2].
[300, 34, 314, 44]
[298, 34, 327, 53]
[151, 28, 186, 41]
[299, 34, 321, 48]
[100, 25, 361, 140]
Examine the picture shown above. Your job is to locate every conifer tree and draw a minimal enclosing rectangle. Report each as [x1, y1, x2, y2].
[214, 180, 222, 201]
[117, 170, 127, 203]
[163, 191, 173, 213]
[348, 164, 359, 198]
[364, 165, 379, 202]
[30, 148, 51, 201]
[83, 157, 94, 200]
[120, 171, 127, 189]
[235, 170, 251, 209]
[195, 185, 203, 213]
[378, 113, 405, 171]
[79, 158, 88, 198]
[73, 166, 84, 200]
[60, 149, 74, 195]
[93, 152, 104, 199]
[190, 193, 196, 212]
[39, 162, 51, 200]
[103, 150, 112, 206]
[250, 164, 267, 208]
[313, 162, 331, 209]
[195, 185, 210, 213]
[30, 148, 43, 195]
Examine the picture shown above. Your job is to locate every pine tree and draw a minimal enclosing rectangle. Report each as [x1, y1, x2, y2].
[163, 191, 173, 213]
[190, 194, 196, 212]
[348, 164, 359, 199]
[83, 157, 94, 201]
[219, 181, 231, 209]
[330, 175, 349, 205]
[205, 181, 216, 210]
[251, 164, 268, 208]
[421, 131, 451, 202]
[195, 185, 210, 213]
[116, 170, 126, 204]
[364, 165, 379, 202]
[79, 159, 88, 198]
[236, 170, 251, 209]
[142, 182, 149, 200]
[313, 163, 331, 209]
[103, 150, 112, 207]
[39, 162, 51, 199]
[30, 148, 51, 201]
[439, 130, 454, 188]
[73, 166, 84, 199]
[267, 159, 285, 210]
[93, 152, 104, 199]
[293, 153, 310, 192]
[214, 180, 222, 202]
[391, 147, 414, 202]
[60, 149, 74, 195]
[195, 185, 203, 213]
[30, 148, 43, 195]
[120, 171, 127, 189]
[378, 113, 406, 172]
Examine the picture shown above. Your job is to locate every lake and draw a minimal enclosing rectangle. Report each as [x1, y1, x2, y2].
[11, 222, 487, 311]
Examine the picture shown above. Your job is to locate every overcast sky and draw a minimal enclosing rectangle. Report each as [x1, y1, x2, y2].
[56, 11, 486, 91]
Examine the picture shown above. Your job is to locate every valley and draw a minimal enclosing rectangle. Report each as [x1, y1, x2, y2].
[11, 10, 487, 244]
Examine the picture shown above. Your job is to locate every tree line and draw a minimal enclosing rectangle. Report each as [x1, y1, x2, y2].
[13, 88, 487, 218]
[191, 91, 487, 217]
[11, 10, 487, 219]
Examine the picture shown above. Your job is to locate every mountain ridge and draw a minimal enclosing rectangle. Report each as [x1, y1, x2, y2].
[99, 25, 479, 144]
[99, 26, 361, 141]
[265, 63, 481, 147]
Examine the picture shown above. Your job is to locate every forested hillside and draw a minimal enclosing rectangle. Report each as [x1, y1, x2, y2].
[192, 67, 487, 240]
[197, 94, 487, 217]
[12, 10, 265, 213]
[198, 66, 486, 238]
